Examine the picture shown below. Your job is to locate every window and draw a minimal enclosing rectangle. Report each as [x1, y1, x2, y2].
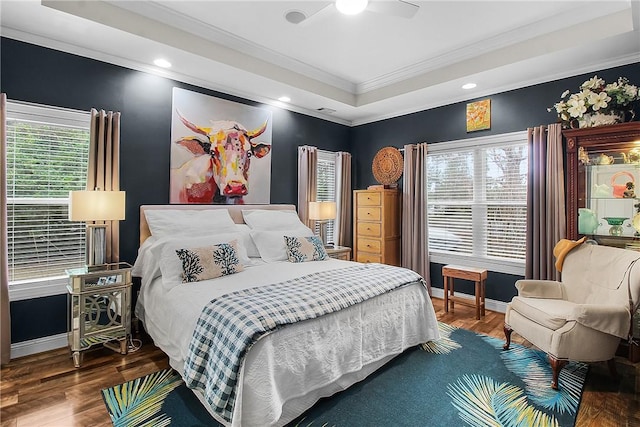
[6, 102, 90, 300]
[427, 131, 528, 275]
[316, 150, 336, 244]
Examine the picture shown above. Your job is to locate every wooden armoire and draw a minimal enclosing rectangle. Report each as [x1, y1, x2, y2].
[353, 188, 401, 265]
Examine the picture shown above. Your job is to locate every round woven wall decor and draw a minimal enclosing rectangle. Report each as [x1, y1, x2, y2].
[372, 146, 403, 185]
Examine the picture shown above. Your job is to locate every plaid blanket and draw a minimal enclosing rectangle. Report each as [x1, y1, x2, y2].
[183, 263, 426, 424]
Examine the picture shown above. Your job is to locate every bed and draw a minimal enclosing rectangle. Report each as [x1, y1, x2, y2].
[133, 204, 440, 427]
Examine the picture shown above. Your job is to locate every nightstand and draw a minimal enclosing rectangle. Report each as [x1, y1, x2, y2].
[66, 262, 132, 368]
[325, 245, 352, 260]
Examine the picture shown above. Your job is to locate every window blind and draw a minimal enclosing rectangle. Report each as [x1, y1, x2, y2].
[483, 145, 528, 260]
[427, 150, 474, 254]
[6, 105, 90, 283]
[316, 150, 336, 244]
[427, 136, 528, 263]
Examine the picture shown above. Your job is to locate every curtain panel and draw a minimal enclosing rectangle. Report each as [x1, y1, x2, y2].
[401, 143, 431, 295]
[1, 93, 10, 365]
[526, 124, 565, 281]
[335, 152, 352, 247]
[88, 109, 122, 263]
[297, 146, 318, 229]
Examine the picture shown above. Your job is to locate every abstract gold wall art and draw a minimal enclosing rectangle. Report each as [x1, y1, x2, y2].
[466, 99, 491, 132]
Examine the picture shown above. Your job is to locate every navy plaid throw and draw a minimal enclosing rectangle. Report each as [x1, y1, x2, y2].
[183, 263, 425, 423]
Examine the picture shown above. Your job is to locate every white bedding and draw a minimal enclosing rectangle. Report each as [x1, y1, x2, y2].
[135, 239, 440, 426]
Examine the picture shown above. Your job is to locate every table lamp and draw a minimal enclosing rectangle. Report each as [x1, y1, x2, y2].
[308, 201, 336, 248]
[69, 190, 126, 266]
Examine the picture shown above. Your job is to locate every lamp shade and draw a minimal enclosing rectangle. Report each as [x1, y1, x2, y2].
[308, 201, 337, 220]
[68, 190, 126, 221]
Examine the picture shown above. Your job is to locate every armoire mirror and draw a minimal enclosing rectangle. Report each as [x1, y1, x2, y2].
[564, 122, 640, 248]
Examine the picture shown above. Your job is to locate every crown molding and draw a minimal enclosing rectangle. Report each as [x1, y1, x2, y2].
[2, 1, 638, 130]
[350, 52, 640, 127]
[4, 25, 637, 128]
[41, 0, 356, 107]
[0, 28, 352, 126]
[357, 2, 632, 94]
[103, 0, 631, 98]
[104, 0, 357, 94]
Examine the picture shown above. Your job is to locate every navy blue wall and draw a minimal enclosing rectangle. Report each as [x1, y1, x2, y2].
[0, 38, 351, 266]
[351, 63, 640, 188]
[3, 36, 639, 343]
[351, 62, 640, 302]
[1, 37, 350, 343]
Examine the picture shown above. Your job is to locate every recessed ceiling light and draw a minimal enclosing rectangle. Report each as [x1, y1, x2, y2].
[336, 0, 368, 15]
[278, 96, 291, 103]
[153, 58, 172, 68]
[462, 83, 477, 90]
[285, 10, 307, 24]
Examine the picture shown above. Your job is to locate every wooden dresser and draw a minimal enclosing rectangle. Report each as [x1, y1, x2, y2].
[353, 188, 401, 265]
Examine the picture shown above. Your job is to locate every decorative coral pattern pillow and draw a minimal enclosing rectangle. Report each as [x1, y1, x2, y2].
[175, 240, 244, 283]
[284, 236, 329, 262]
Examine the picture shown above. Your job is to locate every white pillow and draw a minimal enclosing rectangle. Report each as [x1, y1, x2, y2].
[144, 209, 236, 238]
[242, 209, 309, 231]
[250, 228, 314, 263]
[131, 236, 157, 277]
[235, 224, 260, 258]
[153, 233, 251, 288]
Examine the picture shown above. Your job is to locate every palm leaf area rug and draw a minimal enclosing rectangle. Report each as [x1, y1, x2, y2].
[101, 323, 588, 427]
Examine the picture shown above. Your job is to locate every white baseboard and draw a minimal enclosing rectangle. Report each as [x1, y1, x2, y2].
[11, 333, 67, 359]
[431, 287, 507, 314]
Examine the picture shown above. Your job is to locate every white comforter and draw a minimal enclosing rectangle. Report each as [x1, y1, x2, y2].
[135, 243, 439, 426]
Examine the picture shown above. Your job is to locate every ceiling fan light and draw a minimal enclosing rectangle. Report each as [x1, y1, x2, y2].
[336, 0, 369, 15]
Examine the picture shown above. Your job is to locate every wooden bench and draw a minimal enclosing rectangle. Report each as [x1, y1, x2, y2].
[442, 265, 488, 320]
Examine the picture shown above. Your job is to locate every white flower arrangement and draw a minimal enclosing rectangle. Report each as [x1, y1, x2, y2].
[549, 75, 640, 128]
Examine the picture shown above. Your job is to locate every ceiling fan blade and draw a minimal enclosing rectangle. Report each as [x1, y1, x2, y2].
[368, 0, 420, 19]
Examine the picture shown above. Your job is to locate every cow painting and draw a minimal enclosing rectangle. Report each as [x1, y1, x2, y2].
[170, 110, 271, 204]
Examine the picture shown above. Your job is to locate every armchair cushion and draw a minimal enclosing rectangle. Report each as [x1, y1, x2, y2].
[510, 297, 573, 330]
[515, 280, 564, 299]
[568, 304, 630, 339]
[510, 297, 631, 339]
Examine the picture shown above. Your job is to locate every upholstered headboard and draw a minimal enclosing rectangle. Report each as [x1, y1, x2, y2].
[139, 204, 297, 246]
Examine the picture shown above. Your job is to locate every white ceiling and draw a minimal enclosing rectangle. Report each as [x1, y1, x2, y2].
[1, 1, 639, 126]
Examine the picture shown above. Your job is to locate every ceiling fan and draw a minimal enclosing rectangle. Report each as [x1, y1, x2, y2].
[285, 0, 420, 25]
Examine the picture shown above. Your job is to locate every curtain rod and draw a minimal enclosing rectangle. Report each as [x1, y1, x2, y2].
[395, 144, 420, 152]
[396, 142, 430, 152]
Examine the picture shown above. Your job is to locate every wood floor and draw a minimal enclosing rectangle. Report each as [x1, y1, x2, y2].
[1, 298, 638, 426]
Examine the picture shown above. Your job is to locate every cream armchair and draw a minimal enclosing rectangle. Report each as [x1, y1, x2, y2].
[504, 244, 640, 389]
